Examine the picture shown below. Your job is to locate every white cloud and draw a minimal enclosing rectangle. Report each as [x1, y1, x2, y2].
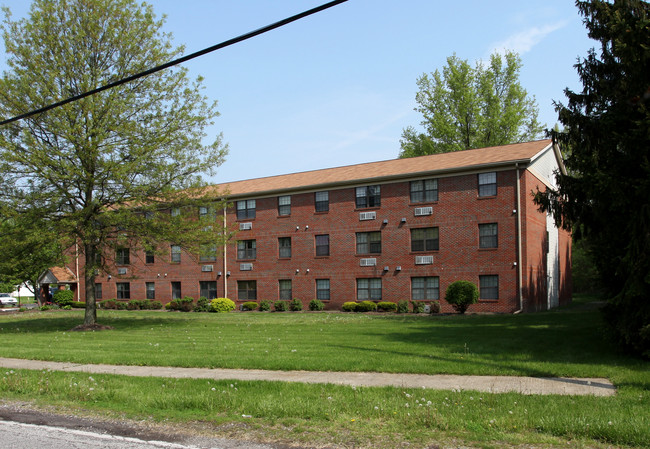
[489, 21, 567, 56]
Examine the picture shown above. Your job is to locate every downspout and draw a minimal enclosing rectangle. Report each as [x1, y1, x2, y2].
[223, 207, 228, 298]
[75, 243, 80, 301]
[514, 163, 524, 313]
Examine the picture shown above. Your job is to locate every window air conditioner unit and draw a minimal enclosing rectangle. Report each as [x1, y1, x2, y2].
[239, 222, 252, 230]
[359, 211, 376, 221]
[415, 255, 434, 265]
[201, 265, 214, 272]
[414, 207, 433, 216]
[360, 258, 377, 267]
[240, 263, 253, 271]
[117, 267, 127, 275]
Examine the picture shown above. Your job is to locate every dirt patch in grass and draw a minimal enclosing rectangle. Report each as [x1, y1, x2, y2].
[69, 323, 114, 332]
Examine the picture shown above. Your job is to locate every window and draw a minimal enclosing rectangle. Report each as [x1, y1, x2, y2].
[171, 282, 181, 300]
[356, 231, 381, 254]
[357, 278, 382, 301]
[355, 185, 380, 208]
[411, 277, 439, 300]
[199, 243, 217, 262]
[145, 251, 155, 264]
[146, 282, 155, 300]
[236, 199, 256, 220]
[278, 195, 291, 216]
[315, 234, 330, 256]
[200, 281, 217, 299]
[479, 223, 498, 248]
[411, 228, 439, 252]
[116, 248, 130, 265]
[316, 279, 330, 301]
[94, 283, 102, 300]
[171, 207, 181, 217]
[237, 240, 256, 260]
[238, 280, 257, 300]
[279, 279, 292, 300]
[410, 179, 438, 203]
[116, 282, 130, 300]
[278, 237, 291, 258]
[478, 172, 497, 197]
[480, 275, 499, 299]
[199, 206, 216, 221]
[315, 191, 329, 212]
[170, 245, 181, 263]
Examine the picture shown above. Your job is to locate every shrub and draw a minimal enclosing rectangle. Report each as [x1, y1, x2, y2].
[429, 300, 441, 314]
[149, 300, 163, 310]
[99, 299, 117, 309]
[194, 297, 211, 313]
[241, 301, 258, 311]
[445, 280, 479, 314]
[168, 296, 194, 312]
[411, 301, 426, 313]
[273, 300, 288, 312]
[71, 301, 85, 309]
[259, 300, 271, 311]
[52, 289, 74, 307]
[116, 301, 128, 310]
[39, 304, 51, 311]
[342, 301, 358, 312]
[210, 297, 235, 313]
[127, 300, 142, 310]
[356, 301, 377, 312]
[309, 299, 324, 311]
[289, 298, 303, 311]
[397, 300, 410, 314]
[377, 301, 397, 312]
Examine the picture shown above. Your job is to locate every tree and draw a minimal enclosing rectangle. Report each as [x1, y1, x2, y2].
[535, 0, 650, 357]
[0, 211, 64, 306]
[444, 280, 479, 314]
[0, 0, 230, 327]
[399, 51, 544, 157]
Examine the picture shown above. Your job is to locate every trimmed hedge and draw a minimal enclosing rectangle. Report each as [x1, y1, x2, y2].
[377, 301, 397, 312]
[241, 301, 258, 311]
[356, 301, 377, 312]
[342, 302, 357, 312]
[52, 289, 74, 307]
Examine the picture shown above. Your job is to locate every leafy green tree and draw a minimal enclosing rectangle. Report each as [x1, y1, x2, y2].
[0, 211, 64, 305]
[0, 0, 230, 326]
[535, 0, 650, 357]
[445, 280, 479, 314]
[400, 51, 544, 157]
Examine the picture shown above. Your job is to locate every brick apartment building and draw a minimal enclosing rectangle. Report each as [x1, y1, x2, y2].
[65, 139, 571, 313]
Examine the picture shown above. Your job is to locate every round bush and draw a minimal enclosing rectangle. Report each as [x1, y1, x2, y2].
[411, 301, 426, 313]
[273, 300, 288, 312]
[259, 300, 271, 311]
[52, 289, 74, 307]
[429, 300, 441, 314]
[210, 297, 235, 313]
[356, 301, 377, 312]
[241, 301, 258, 311]
[445, 280, 479, 314]
[377, 301, 397, 312]
[309, 299, 324, 311]
[289, 298, 303, 311]
[194, 297, 210, 313]
[397, 300, 410, 314]
[342, 302, 358, 312]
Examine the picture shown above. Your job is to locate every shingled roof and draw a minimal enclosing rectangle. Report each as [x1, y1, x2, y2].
[211, 139, 554, 198]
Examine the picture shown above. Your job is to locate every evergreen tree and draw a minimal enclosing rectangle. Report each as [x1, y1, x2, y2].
[535, 0, 650, 357]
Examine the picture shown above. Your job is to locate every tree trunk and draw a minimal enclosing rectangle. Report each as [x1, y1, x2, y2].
[83, 243, 97, 325]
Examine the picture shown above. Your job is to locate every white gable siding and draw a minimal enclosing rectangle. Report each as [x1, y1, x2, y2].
[529, 146, 560, 189]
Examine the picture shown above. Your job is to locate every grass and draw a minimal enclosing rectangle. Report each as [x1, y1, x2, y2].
[0, 296, 648, 448]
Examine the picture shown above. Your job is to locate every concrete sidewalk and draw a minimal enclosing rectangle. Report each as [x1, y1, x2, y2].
[0, 357, 616, 396]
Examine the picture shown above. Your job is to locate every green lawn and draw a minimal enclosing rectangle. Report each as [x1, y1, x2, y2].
[0, 297, 648, 448]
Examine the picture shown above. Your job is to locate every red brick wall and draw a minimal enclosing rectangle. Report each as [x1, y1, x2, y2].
[71, 167, 569, 313]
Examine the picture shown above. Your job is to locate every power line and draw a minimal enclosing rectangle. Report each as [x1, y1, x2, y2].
[0, 0, 348, 127]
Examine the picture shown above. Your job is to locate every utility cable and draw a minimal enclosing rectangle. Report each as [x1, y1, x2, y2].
[0, 0, 348, 126]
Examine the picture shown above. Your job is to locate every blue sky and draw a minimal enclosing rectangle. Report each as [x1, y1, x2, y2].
[1, 1, 594, 183]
